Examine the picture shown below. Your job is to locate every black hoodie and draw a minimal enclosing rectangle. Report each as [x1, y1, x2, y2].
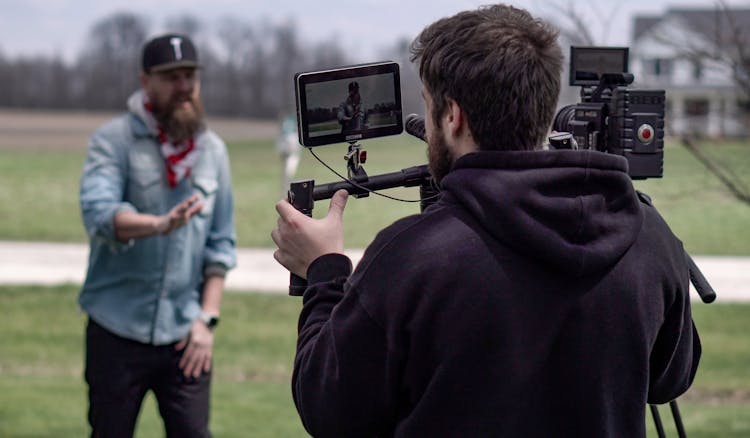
[293, 149, 701, 437]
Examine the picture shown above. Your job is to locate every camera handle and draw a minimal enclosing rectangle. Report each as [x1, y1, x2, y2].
[286, 164, 436, 296]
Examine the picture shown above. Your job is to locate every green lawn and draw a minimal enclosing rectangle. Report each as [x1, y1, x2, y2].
[0, 136, 748, 252]
[0, 285, 747, 437]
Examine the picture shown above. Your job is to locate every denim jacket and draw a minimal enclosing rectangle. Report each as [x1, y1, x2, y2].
[79, 108, 237, 345]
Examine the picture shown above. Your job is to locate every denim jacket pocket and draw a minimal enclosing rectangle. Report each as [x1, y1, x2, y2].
[129, 167, 163, 212]
[193, 177, 218, 217]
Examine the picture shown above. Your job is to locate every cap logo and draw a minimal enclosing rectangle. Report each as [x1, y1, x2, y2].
[170, 37, 183, 60]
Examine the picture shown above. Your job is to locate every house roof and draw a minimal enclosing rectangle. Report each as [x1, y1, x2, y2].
[632, 7, 750, 44]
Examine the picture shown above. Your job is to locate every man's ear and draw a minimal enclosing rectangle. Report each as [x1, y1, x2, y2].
[139, 72, 149, 90]
[445, 98, 466, 138]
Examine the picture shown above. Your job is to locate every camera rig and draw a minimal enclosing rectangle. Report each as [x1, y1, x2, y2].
[287, 135, 437, 295]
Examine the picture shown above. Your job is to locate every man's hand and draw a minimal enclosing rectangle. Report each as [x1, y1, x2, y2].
[271, 189, 349, 278]
[157, 194, 203, 235]
[113, 194, 204, 241]
[176, 318, 214, 378]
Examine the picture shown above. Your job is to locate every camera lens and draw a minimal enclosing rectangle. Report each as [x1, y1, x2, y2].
[552, 104, 576, 133]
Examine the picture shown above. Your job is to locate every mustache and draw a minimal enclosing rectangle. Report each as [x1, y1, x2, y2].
[168, 95, 195, 110]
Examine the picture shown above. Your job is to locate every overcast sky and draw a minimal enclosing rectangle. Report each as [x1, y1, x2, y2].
[0, 0, 746, 64]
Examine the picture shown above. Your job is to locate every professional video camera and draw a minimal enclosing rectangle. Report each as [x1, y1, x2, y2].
[552, 47, 665, 179]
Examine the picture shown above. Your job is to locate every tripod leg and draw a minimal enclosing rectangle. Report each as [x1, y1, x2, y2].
[669, 400, 687, 438]
[650, 404, 667, 438]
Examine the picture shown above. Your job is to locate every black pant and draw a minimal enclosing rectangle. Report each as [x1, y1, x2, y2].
[85, 318, 211, 438]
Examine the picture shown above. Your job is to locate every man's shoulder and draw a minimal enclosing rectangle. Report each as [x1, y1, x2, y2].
[198, 128, 228, 151]
[361, 205, 466, 266]
[89, 113, 142, 150]
[93, 113, 132, 136]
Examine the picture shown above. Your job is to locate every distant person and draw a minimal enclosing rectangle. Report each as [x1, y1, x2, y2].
[78, 33, 236, 437]
[276, 114, 301, 196]
[272, 4, 700, 436]
[337, 81, 364, 134]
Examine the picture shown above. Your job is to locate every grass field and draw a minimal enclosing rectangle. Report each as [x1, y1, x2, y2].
[0, 135, 748, 252]
[0, 285, 747, 437]
[1, 113, 747, 436]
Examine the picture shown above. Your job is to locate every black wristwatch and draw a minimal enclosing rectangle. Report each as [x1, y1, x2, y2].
[199, 311, 220, 330]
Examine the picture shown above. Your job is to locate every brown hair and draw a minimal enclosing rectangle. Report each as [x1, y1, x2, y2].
[410, 4, 562, 150]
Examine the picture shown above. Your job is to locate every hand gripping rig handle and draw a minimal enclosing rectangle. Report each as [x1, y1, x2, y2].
[285, 165, 436, 296]
[287, 180, 315, 296]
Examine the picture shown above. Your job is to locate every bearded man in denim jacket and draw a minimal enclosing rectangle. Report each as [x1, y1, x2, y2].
[78, 34, 236, 438]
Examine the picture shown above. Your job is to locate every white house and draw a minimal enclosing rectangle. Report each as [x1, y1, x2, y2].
[630, 8, 750, 138]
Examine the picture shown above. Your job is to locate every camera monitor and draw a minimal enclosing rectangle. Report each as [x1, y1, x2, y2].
[295, 61, 403, 147]
[569, 46, 629, 86]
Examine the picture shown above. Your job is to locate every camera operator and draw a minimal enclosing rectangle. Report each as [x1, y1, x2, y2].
[271, 4, 701, 437]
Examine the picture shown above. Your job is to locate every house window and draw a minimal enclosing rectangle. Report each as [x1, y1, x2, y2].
[645, 58, 672, 77]
[737, 98, 750, 115]
[692, 59, 703, 81]
[685, 99, 709, 116]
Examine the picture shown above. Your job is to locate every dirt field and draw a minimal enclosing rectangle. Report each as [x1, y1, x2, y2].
[0, 109, 278, 150]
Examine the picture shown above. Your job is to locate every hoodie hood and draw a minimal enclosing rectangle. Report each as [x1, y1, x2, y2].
[440, 149, 643, 277]
[127, 90, 160, 137]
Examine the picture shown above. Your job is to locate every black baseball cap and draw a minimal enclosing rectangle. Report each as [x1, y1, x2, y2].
[142, 34, 200, 73]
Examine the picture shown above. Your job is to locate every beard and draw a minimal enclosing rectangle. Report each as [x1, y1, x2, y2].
[427, 128, 453, 184]
[151, 93, 205, 143]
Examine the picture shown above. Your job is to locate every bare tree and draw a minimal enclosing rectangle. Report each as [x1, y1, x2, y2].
[212, 17, 261, 116]
[376, 37, 423, 117]
[649, 1, 750, 100]
[164, 14, 202, 39]
[77, 12, 149, 109]
[271, 20, 304, 115]
[541, 0, 625, 47]
[644, 1, 750, 205]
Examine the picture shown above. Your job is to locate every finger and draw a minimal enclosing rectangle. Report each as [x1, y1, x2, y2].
[175, 336, 188, 351]
[270, 228, 281, 247]
[186, 194, 200, 206]
[273, 248, 285, 266]
[275, 198, 303, 220]
[192, 356, 204, 378]
[183, 350, 199, 377]
[186, 201, 204, 217]
[179, 344, 191, 370]
[326, 189, 349, 221]
[179, 195, 197, 210]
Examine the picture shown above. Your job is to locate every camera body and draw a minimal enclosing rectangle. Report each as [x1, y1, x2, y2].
[553, 47, 665, 179]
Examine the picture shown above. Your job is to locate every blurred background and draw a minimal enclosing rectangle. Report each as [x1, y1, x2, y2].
[0, 0, 749, 436]
[2, 0, 749, 123]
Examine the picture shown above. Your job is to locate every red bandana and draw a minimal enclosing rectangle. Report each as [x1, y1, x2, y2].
[144, 101, 201, 188]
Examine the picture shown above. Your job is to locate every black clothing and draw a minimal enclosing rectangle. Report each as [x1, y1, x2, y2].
[294, 149, 701, 437]
[85, 319, 211, 438]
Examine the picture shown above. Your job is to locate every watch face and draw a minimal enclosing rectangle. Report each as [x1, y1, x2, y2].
[201, 313, 219, 329]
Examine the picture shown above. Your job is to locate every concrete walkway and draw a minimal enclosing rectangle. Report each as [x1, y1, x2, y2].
[0, 241, 747, 302]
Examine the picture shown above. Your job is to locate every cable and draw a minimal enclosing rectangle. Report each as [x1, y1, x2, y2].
[308, 147, 441, 204]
